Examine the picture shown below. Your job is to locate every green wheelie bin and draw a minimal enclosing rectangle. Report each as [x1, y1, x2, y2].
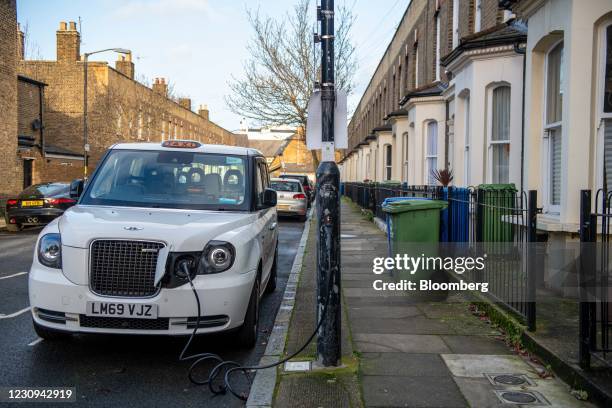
[382, 199, 448, 282]
[477, 183, 517, 242]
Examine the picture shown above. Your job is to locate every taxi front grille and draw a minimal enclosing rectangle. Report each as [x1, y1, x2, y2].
[80, 315, 169, 330]
[90, 240, 164, 297]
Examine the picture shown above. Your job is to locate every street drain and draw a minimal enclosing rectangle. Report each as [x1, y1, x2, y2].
[494, 390, 549, 406]
[485, 373, 535, 386]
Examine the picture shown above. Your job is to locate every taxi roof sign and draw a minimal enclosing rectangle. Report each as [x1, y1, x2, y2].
[161, 140, 201, 149]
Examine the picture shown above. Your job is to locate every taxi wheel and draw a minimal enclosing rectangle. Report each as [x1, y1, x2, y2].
[33, 320, 71, 341]
[236, 278, 259, 349]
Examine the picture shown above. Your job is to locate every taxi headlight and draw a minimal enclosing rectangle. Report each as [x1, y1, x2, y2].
[38, 233, 62, 269]
[199, 241, 235, 274]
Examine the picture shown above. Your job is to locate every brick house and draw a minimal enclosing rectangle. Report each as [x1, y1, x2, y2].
[0, 18, 247, 197]
[0, 0, 20, 197]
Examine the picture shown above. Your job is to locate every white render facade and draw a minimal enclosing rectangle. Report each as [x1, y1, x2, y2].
[340, 0, 612, 237]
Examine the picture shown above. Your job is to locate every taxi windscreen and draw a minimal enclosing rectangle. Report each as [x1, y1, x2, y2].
[81, 150, 248, 210]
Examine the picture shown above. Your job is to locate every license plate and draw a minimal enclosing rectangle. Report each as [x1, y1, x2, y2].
[86, 302, 158, 319]
[21, 200, 43, 207]
[278, 204, 290, 210]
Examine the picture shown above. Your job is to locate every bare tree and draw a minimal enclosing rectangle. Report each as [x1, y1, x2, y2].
[226, 0, 356, 132]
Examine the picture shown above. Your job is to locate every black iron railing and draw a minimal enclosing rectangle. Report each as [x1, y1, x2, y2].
[579, 189, 612, 369]
[342, 182, 537, 330]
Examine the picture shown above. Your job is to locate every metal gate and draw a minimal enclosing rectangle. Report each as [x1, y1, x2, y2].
[579, 189, 612, 368]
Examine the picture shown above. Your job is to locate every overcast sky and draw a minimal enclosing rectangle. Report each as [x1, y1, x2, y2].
[17, 0, 406, 131]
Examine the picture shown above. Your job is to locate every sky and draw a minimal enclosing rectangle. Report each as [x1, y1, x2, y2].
[17, 0, 407, 131]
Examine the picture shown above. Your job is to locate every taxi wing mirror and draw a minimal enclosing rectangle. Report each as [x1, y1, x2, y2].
[263, 188, 277, 208]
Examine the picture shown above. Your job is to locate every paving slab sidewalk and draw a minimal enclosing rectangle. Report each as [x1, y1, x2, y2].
[274, 200, 595, 408]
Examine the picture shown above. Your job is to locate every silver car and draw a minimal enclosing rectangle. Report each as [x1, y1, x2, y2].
[270, 178, 308, 222]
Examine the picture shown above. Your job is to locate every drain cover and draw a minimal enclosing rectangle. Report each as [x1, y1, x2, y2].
[502, 392, 537, 403]
[493, 390, 549, 406]
[485, 373, 535, 386]
[494, 374, 526, 385]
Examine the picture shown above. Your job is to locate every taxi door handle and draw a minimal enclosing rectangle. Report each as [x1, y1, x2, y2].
[269, 222, 277, 230]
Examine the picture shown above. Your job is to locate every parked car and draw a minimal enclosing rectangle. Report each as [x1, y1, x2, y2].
[270, 178, 308, 222]
[278, 174, 314, 205]
[4, 182, 75, 232]
[29, 141, 278, 348]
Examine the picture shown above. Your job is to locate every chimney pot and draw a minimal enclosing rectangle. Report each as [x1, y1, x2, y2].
[57, 20, 80, 62]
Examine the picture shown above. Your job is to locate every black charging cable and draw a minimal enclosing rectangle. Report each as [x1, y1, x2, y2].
[178, 261, 335, 401]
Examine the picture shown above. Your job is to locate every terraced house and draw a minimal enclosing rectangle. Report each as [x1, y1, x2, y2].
[339, 0, 612, 239]
[0, 13, 246, 197]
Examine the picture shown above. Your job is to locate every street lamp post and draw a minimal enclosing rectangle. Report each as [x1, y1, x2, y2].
[316, 0, 341, 367]
[82, 48, 131, 178]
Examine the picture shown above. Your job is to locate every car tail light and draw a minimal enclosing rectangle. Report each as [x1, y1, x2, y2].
[46, 198, 76, 205]
[6, 199, 18, 206]
[293, 193, 306, 200]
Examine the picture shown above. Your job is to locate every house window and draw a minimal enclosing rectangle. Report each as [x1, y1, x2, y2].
[415, 46, 419, 88]
[435, 13, 441, 81]
[384, 144, 392, 181]
[365, 153, 371, 180]
[426, 121, 438, 185]
[474, 0, 482, 33]
[545, 41, 563, 209]
[452, 0, 459, 48]
[490, 86, 511, 183]
[600, 24, 612, 191]
[464, 95, 471, 185]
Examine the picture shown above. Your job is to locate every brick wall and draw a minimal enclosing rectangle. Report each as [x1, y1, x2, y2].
[481, 0, 503, 31]
[0, 0, 21, 197]
[17, 80, 41, 139]
[18, 21, 246, 177]
[37, 158, 83, 184]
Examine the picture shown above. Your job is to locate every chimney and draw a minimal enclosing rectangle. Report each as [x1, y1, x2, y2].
[198, 104, 209, 121]
[179, 98, 192, 111]
[56, 21, 80, 62]
[152, 77, 168, 97]
[115, 52, 134, 79]
[17, 23, 24, 60]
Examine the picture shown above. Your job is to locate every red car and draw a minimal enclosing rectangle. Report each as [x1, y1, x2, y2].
[4, 182, 76, 232]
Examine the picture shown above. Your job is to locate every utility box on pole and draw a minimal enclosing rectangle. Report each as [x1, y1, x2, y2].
[313, 0, 341, 367]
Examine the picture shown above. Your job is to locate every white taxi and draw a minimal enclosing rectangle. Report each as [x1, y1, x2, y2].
[28, 141, 278, 348]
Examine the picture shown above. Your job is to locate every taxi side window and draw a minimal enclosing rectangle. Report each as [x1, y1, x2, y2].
[255, 160, 264, 207]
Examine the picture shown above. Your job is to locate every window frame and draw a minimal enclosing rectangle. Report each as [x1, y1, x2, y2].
[487, 85, 511, 184]
[452, 0, 459, 49]
[425, 120, 438, 185]
[474, 0, 482, 33]
[384, 144, 393, 181]
[543, 39, 564, 214]
[463, 94, 471, 185]
[595, 19, 612, 192]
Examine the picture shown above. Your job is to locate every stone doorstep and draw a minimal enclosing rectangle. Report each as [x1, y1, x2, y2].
[245, 210, 313, 408]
